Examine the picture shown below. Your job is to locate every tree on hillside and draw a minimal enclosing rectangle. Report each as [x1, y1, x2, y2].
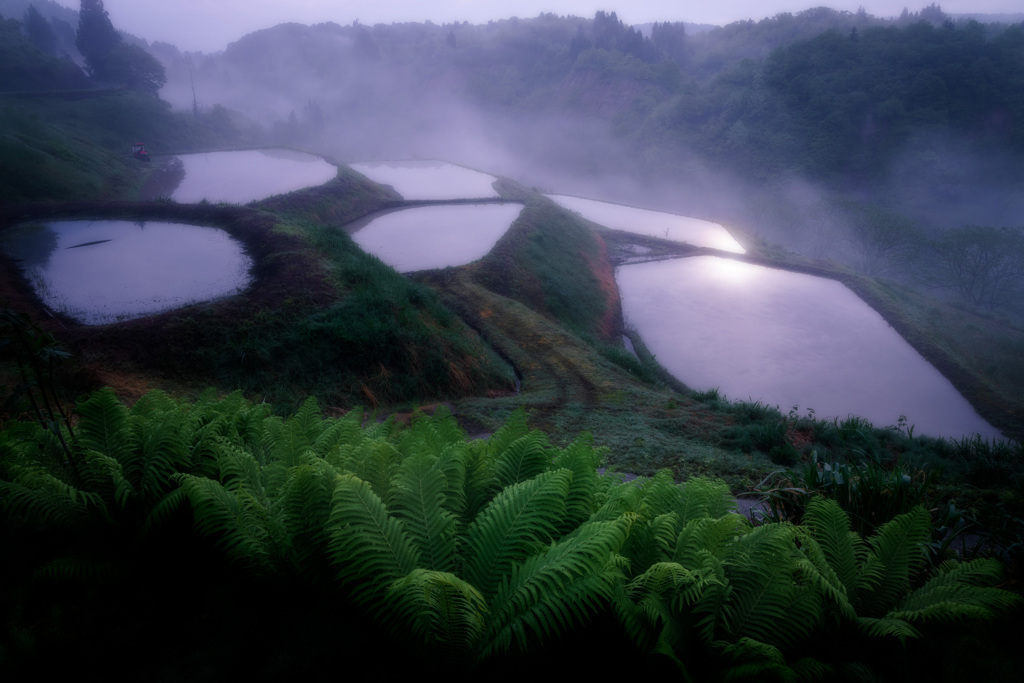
[76, 0, 119, 76]
[75, 0, 165, 91]
[928, 225, 1024, 311]
[96, 41, 166, 91]
[24, 5, 57, 55]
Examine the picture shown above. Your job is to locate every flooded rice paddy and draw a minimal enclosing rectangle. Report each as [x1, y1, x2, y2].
[164, 149, 337, 204]
[348, 203, 522, 273]
[546, 194, 746, 254]
[1, 220, 252, 325]
[348, 160, 500, 200]
[617, 256, 1000, 439]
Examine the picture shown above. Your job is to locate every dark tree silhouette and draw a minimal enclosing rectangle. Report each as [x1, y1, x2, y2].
[76, 0, 120, 77]
[24, 5, 57, 55]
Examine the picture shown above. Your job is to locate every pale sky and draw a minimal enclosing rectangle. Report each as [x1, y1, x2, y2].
[54, 1, 1024, 52]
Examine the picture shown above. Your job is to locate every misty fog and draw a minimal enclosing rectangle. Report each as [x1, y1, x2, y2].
[145, 11, 1024, 318]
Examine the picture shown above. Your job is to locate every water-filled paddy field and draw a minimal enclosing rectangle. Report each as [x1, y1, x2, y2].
[348, 203, 523, 273]
[165, 149, 337, 203]
[617, 256, 1000, 440]
[1, 220, 252, 325]
[348, 160, 500, 200]
[546, 194, 746, 253]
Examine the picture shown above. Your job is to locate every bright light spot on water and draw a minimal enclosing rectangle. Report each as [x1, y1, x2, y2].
[546, 194, 745, 254]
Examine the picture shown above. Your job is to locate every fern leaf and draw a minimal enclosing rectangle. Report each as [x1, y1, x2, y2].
[480, 517, 629, 658]
[700, 523, 822, 651]
[800, 497, 866, 601]
[551, 433, 603, 531]
[326, 473, 420, 604]
[75, 388, 133, 464]
[463, 469, 572, 598]
[493, 430, 552, 490]
[388, 454, 459, 573]
[272, 396, 324, 466]
[887, 558, 1022, 625]
[858, 506, 931, 616]
[675, 477, 736, 524]
[388, 568, 488, 663]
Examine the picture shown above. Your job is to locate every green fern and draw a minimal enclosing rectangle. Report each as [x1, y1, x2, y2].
[462, 468, 572, 597]
[388, 568, 488, 664]
[388, 453, 459, 573]
[327, 473, 420, 603]
[480, 516, 629, 657]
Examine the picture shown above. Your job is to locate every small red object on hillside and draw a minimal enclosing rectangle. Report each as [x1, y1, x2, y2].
[132, 142, 151, 162]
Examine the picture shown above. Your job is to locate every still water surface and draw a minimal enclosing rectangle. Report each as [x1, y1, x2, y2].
[1, 220, 252, 325]
[546, 194, 745, 254]
[349, 160, 500, 200]
[349, 204, 522, 273]
[617, 256, 1000, 439]
[169, 149, 336, 203]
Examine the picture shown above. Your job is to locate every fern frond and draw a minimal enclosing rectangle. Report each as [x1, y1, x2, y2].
[462, 441, 499, 524]
[397, 405, 466, 457]
[493, 430, 552, 490]
[888, 558, 1022, 625]
[176, 473, 276, 571]
[622, 512, 681, 574]
[128, 409, 192, 502]
[480, 517, 629, 658]
[345, 437, 404, 501]
[0, 474, 105, 530]
[436, 442, 469, 521]
[272, 396, 324, 466]
[701, 523, 822, 651]
[674, 514, 751, 567]
[675, 477, 736, 524]
[141, 486, 190, 535]
[388, 454, 459, 573]
[791, 533, 856, 621]
[127, 389, 177, 417]
[551, 433, 603, 531]
[275, 459, 338, 575]
[388, 568, 488, 663]
[463, 469, 572, 598]
[311, 411, 364, 459]
[800, 497, 866, 600]
[638, 469, 683, 517]
[75, 387, 133, 464]
[858, 506, 931, 616]
[856, 615, 921, 641]
[326, 473, 419, 604]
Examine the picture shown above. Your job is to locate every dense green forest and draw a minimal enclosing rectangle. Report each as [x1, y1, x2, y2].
[2, 2, 1024, 679]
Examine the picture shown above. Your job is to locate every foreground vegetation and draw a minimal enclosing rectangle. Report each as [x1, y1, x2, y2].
[1, 390, 1020, 680]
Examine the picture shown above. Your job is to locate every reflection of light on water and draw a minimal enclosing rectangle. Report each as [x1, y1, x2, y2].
[616, 256, 1001, 440]
[706, 257, 756, 284]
